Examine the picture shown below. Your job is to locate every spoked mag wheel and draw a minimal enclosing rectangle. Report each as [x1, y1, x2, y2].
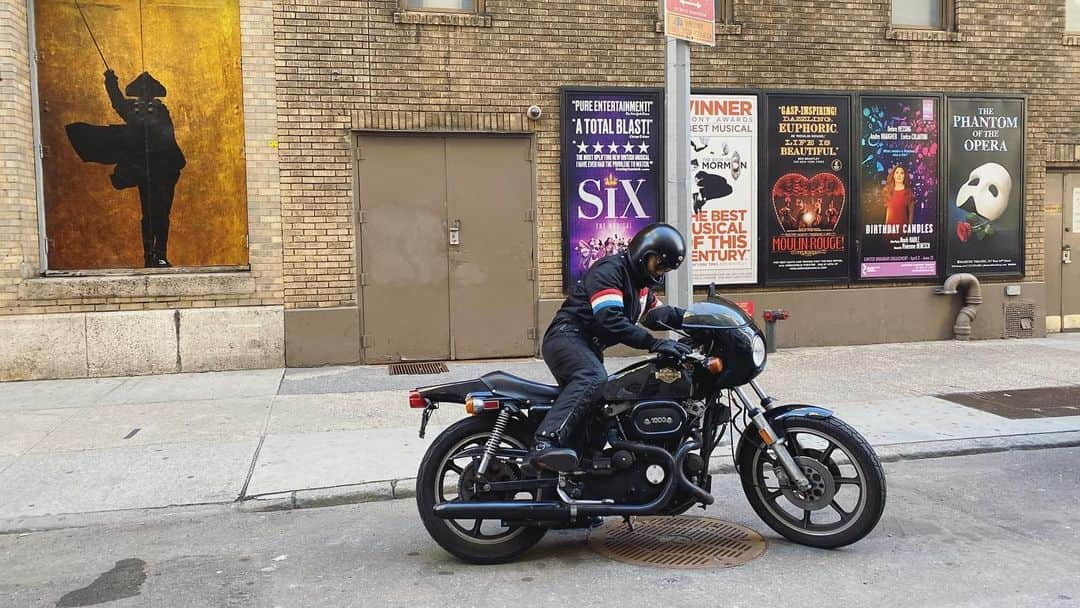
[416, 416, 546, 564]
[738, 415, 886, 548]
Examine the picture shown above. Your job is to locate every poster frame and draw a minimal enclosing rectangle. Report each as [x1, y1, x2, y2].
[689, 87, 762, 287]
[760, 89, 857, 287]
[853, 92, 946, 283]
[560, 86, 666, 292]
[941, 93, 1028, 279]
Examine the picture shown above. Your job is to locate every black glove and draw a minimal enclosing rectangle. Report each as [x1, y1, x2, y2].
[650, 339, 692, 359]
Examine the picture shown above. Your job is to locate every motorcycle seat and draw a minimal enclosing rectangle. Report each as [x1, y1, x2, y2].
[481, 371, 560, 405]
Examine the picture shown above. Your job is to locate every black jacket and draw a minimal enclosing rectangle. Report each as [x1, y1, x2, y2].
[548, 253, 685, 351]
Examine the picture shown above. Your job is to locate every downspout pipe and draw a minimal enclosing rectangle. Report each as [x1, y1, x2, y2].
[935, 273, 983, 341]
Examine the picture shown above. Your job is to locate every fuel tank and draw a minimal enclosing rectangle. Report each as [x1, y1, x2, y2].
[603, 359, 692, 401]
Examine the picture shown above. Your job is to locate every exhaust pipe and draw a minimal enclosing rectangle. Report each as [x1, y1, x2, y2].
[936, 273, 983, 341]
[433, 440, 707, 522]
[433, 501, 569, 521]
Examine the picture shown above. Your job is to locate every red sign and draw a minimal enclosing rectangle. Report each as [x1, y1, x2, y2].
[735, 301, 755, 316]
[665, 0, 716, 46]
[666, 0, 714, 22]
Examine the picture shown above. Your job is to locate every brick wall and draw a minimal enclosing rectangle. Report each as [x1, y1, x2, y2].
[275, 0, 1079, 308]
[0, 0, 39, 308]
[0, 0, 283, 316]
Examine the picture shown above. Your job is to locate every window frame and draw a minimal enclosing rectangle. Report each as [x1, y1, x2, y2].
[399, 0, 485, 14]
[716, 0, 734, 25]
[890, 0, 956, 31]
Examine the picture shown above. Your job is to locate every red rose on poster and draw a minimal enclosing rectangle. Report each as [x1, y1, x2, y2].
[956, 221, 972, 243]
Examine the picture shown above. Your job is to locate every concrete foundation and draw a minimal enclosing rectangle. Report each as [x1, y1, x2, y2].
[0, 306, 284, 381]
[540, 281, 1047, 354]
[283, 307, 361, 367]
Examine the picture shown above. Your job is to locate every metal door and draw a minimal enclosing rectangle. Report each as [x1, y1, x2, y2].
[357, 136, 450, 362]
[446, 137, 536, 359]
[1063, 173, 1080, 331]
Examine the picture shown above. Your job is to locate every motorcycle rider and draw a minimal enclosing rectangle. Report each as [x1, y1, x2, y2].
[530, 223, 691, 472]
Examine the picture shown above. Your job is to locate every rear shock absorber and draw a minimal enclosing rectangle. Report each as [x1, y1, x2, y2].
[477, 408, 511, 477]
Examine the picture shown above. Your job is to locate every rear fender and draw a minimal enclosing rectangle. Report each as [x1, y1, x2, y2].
[417, 378, 488, 404]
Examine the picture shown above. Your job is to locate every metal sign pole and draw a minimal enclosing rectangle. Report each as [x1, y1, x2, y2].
[664, 35, 693, 312]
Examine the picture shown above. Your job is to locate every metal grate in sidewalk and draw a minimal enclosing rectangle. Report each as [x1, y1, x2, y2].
[939, 385, 1080, 419]
[388, 362, 450, 376]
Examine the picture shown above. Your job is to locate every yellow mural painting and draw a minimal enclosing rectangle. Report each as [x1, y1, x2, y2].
[35, 0, 248, 269]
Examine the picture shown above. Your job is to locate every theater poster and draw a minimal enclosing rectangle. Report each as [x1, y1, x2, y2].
[945, 98, 1025, 276]
[34, 0, 248, 270]
[561, 88, 663, 286]
[764, 94, 852, 284]
[857, 96, 941, 279]
[689, 93, 758, 285]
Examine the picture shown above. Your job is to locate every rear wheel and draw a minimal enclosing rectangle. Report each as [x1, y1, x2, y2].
[416, 415, 547, 564]
[738, 415, 886, 548]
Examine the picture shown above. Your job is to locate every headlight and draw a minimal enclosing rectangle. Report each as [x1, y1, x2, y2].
[751, 334, 767, 368]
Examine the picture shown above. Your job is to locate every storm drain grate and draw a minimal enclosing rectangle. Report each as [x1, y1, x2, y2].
[388, 362, 449, 376]
[588, 515, 766, 569]
[939, 385, 1080, 419]
[1004, 301, 1036, 339]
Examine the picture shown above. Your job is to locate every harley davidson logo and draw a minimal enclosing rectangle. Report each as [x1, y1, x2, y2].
[655, 368, 681, 384]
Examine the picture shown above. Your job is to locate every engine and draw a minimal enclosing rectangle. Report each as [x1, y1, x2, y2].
[626, 400, 686, 441]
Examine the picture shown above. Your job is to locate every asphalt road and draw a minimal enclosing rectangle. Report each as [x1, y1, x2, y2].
[3, 448, 1079, 608]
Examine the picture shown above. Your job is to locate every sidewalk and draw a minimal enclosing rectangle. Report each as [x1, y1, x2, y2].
[2, 334, 1079, 526]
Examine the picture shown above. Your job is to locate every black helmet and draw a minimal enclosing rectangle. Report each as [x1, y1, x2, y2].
[627, 223, 686, 287]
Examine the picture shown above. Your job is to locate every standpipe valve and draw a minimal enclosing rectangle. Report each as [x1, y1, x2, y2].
[762, 309, 790, 354]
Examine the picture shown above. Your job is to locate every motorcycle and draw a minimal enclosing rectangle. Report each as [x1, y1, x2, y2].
[409, 294, 886, 564]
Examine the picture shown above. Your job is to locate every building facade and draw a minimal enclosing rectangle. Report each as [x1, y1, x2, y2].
[1, 0, 1078, 380]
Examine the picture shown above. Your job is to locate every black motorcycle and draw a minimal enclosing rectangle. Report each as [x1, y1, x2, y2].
[409, 295, 886, 564]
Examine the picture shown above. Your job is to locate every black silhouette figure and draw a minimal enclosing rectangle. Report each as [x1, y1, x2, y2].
[66, 70, 186, 267]
[692, 171, 733, 214]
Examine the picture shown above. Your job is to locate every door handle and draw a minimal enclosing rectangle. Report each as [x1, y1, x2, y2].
[449, 219, 461, 246]
[1064, 244, 1073, 265]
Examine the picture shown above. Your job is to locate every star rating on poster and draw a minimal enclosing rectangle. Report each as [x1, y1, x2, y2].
[572, 141, 652, 156]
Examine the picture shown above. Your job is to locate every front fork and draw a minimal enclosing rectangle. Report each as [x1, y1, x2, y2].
[733, 381, 812, 493]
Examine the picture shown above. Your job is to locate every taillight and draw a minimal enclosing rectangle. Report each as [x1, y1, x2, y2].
[409, 390, 428, 408]
[706, 357, 724, 374]
[465, 396, 502, 415]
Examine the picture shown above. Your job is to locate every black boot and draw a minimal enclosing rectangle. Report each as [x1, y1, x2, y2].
[528, 435, 578, 473]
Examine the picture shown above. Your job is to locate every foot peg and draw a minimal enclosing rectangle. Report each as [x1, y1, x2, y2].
[534, 447, 579, 473]
[529, 439, 579, 473]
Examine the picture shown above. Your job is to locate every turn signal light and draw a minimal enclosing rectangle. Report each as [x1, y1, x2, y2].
[706, 357, 724, 374]
[465, 396, 501, 415]
[758, 428, 774, 445]
[409, 391, 428, 409]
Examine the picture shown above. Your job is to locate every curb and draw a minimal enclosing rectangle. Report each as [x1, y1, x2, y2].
[237, 430, 1080, 513]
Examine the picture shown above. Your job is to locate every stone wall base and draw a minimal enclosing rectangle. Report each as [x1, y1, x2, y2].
[0, 306, 284, 381]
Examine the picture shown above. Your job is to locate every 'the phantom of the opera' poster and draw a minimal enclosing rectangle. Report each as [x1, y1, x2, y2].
[946, 98, 1025, 276]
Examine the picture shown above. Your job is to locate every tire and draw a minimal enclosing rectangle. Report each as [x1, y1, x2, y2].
[737, 415, 886, 549]
[416, 415, 547, 564]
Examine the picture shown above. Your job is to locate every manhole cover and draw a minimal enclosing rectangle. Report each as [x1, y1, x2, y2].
[588, 516, 766, 569]
[388, 362, 449, 376]
[939, 385, 1080, 419]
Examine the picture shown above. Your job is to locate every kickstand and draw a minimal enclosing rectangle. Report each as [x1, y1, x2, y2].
[622, 515, 634, 532]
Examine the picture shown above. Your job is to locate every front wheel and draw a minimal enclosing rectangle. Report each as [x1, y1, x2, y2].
[416, 415, 547, 564]
[737, 415, 886, 549]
